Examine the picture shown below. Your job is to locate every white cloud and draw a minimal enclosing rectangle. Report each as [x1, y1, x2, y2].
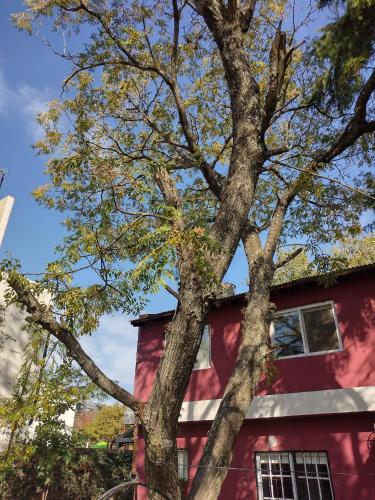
[80, 314, 138, 395]
[0, 66, 50, 140]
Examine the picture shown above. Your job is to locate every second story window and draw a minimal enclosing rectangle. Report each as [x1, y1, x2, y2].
[193, 325, 211, 370]
[272, 302, 341, 358]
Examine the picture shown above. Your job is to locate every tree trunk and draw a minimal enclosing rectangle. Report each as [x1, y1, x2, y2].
[188, 259, 274, 500]
[141, 265, 210, 499]
[141, 20, 265, 497]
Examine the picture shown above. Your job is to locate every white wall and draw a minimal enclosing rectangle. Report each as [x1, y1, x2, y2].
[0, 281, 75, 451]
[0, 280, 29, 450]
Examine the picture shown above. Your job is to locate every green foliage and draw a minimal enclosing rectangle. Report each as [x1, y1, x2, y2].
[0, 288, 108, 467]
[273, 235, 375, 285]
[0, 418, 132, 500]
[6, 2, 372, 331]
[273, 249, 312, 285]
[314, 0, 375, 110]
[80, 404, 126, 443]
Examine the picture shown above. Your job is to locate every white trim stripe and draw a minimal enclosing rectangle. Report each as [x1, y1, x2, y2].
[179, 386, 375, 422]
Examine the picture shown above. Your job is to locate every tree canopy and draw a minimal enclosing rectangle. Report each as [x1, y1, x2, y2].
[3, 1, 375, 498]
[273, 235, 375, 284]
[80, 404, 126, 443]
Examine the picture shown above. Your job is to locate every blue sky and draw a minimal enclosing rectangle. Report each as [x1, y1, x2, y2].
[0, 1, 141, 392]
[0, 2, 371, 395]
[0, 1, 254, 393]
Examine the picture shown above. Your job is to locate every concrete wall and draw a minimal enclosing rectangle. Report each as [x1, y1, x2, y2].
[0, 280, 29, 450]
[0, 281, 75, 451]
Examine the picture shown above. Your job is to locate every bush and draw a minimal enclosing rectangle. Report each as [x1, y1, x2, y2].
[0, 419, 132, 499]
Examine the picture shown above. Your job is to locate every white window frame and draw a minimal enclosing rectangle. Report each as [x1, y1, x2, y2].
[256, 451, 297, 500]
[192, 324, 211, 371]
[177, 448, 189, 482]
[256, 451, 335, 500]
[270, 301, 343, 360]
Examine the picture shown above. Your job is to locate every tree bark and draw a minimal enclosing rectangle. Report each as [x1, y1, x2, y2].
[141, 268, 209, 500]
[141, 12, 265, 497]
[189, 233, 274, 500]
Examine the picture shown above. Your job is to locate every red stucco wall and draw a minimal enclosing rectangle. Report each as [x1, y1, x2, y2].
[135, 269, 375, 402]
[133, 268, 375, 499]
[136, 413, 375, 500]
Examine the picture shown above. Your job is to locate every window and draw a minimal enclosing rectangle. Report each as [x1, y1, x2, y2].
[272, 302, 341, 358]
[164, 325, 211, 370]
[256, 451, 334, 500]
[177, 449, 189, 481]
[193, 325, 211, 370]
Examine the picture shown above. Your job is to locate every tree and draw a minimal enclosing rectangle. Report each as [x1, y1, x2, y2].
[273, 235, 375, 284]
[0, 417, 133, 500]
[80, 404, 126, 444]
[4, 1, 375, 498]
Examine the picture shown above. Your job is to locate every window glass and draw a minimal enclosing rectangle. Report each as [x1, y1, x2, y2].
[273, 302, 340, 358]
[274, 311, 304, 357]
[193, 325, 211, 370]
[177, 449, 189, 481]
[256, 452, 296, 500]
[257, 452, 333, 500]
[302, 305, 339, 353]
[295, 452, 333, 500]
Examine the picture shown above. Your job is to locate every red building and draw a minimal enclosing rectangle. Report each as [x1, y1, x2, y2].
[132, 265, 375, 500]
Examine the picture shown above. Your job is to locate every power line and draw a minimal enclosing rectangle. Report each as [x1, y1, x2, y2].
[184, 463, 375, 476]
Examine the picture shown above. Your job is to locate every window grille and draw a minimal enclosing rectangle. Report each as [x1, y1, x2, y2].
[177, 449, 189, 481]
[256, 451, 334, 500]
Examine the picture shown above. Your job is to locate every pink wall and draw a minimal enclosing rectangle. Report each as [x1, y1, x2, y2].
[133, 268, 375, 498]
[134, 268, 375, 402]
[135, 413, 375, 500]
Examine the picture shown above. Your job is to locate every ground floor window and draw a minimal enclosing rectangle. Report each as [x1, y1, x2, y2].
[256, 451, 334, 500]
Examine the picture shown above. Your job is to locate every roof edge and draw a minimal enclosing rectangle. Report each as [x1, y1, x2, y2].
[131, 262, 375, 327]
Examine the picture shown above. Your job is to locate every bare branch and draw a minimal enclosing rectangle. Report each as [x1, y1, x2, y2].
[163, 284, 181, 301]
[271, 159, 375, 201]
[171, 0, 180, 79]
[7, 274, 139, 412]
[62, 60, 123, 93]
[275, 247, 303, 269]
[264, 146, 289, 158]
[239, 0, 257, 32]
[316, 69, 375, 163]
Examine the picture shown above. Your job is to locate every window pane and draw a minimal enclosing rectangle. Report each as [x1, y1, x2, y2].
[296, 477, 309, 498]
[274, 311, 304, 357]
[308, 478, 321, 500]
[271, 460, 280, 474]
[271, 477, 283, 497]
[262, 477, 271, 497]
[302, 305, 339, 353]
[256, 453, 296, 500]
[261, 462, 269, 473]
[296, 452, 334, 500]
[320, 480, 333, 500]
[177, 449, 188, 481]
[317, 463, 329, 476]
[194, 325, 210, 370]
[283, 477, 294, 499]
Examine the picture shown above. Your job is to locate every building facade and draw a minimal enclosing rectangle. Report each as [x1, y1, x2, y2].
[0, 281, 75, 451]
[132, 265, 375, 499]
